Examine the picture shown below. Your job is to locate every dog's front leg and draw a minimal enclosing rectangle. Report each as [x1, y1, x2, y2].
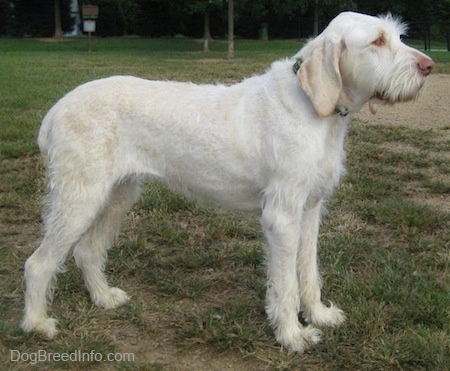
[261, 194, 322, 352]
[297, 200, 346, 328]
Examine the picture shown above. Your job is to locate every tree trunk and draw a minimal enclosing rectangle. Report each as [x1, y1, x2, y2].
[227, 0, 234, 60]
[313, 0, 319, 36]
[203, 7, 211, 52]
[54, 0, 63, 39]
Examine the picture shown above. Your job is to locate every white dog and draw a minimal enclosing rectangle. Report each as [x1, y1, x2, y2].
[22, 12, 433, 352]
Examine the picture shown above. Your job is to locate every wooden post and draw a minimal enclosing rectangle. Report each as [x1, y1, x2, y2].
[82, 5, 99, 52]
[88, 31, 92, 52]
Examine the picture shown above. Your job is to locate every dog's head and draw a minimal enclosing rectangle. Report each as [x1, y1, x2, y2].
[295, 11, 434, 117]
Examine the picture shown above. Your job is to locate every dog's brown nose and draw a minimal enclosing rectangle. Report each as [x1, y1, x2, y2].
[418, 56, 434, 76]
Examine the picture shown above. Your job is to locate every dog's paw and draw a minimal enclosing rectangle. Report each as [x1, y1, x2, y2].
[275, 324, 322, 353]
[93, 287, 130, 309]
[21, 317, 59, 339]
[308, 302, 346, 328]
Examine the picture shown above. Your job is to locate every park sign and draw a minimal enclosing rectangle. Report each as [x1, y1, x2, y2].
[82, 5, 99, 20]
[83, 20, 96, 33]
[82, 5, 99, 52]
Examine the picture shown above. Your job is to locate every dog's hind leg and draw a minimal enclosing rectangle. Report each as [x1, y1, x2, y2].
[21, 233, 72, 338]
[73, 178, 141, 309]
[21, 180, 113, 338]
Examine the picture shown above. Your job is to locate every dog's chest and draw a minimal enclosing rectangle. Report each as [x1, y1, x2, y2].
[305, 120, 348, 201]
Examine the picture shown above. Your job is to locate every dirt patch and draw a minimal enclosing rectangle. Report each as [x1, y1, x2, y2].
[355, 73, 450, 213]
[355, 74, 450, 131]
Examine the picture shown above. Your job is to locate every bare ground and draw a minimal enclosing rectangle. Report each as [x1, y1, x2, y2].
[356, 74, 450, 131]
[355, 73, 450, 213]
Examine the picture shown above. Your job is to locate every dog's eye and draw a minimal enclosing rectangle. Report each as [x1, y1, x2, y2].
[372, 36, 386, 47]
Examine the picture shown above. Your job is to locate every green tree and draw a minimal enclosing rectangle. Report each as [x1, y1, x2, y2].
[7, 0, 73, 37]
[311, 0, 356, 34]
[187, 0, 223, 51]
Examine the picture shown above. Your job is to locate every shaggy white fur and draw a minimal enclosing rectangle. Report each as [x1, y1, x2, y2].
[21, 11, 433, 352]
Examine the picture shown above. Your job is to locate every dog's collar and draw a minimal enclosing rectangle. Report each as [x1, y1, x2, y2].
[292, 58, 302, 74]
[334, 105, 349, 117]
[292, 58, 349, 117]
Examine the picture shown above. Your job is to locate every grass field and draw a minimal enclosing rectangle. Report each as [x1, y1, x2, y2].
[0, 37, 449, 370]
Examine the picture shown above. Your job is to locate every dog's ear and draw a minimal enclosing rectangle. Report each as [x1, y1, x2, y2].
[298, 36, 343, 117]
